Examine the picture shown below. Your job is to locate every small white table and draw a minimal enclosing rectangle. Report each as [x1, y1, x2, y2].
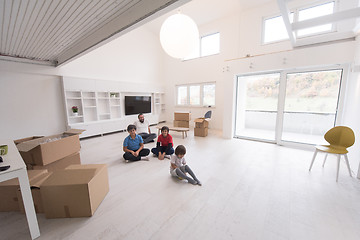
[0, 139, 40, 239]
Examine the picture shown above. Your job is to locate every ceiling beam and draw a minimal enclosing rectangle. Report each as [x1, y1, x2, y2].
[292, 7, 360, 31]
[56, 0, 190, 67]
[277, 0, 296, 46]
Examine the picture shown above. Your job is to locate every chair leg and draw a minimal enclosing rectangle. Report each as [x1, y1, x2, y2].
[309, 149, 318, 171]
[344, 154, 352, 177]
[322, 153, 328, 167]
[336, 155, 341, 182]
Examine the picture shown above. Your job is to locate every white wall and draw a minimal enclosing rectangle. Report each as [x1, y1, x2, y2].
[59, 26, 164, 86]
[343, 36, 360, 178]
[0, 25, 166, 140]
[162, 14, 240, 130]
[162, 0, 358, 134]
[0, 70, 66, 139]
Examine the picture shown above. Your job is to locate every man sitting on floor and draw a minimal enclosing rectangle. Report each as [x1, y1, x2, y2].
[134, 113, 157, 144]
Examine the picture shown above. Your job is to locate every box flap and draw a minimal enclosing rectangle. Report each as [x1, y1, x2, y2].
[0, 169, 48, 186]
[16, 138, 43, 152]
[194, 118, 210, 123]
[41, 169, 97, 186]
[16, 134, 68, 152]
[66, 164, 106, 175]
[31, 172, 52, 188]
[14, 136, 44, 145]
[64, 129, 86, 135]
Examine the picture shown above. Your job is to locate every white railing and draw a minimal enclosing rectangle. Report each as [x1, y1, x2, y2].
[244, 110, 335, 135]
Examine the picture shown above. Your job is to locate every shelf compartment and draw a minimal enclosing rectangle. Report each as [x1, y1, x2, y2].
[82, 91, 96, 98]
[109, 92, 120, 98]
[97, 92, 109, 98]
[66, 91, 81, 98]
[111, 106, 121, 119]
[83, 98, 96, 107]
[98, 99, 110, 114]
[99, 114, 111, 120]
[84, 107, 97, 122]
[69, 116, 84, 124]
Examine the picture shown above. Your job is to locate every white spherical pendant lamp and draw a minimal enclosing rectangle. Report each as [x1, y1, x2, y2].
[160, 13, 199, 59]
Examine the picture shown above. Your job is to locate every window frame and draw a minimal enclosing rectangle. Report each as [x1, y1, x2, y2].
[295, 1, 337, 38]
[262, 13, 294, 44]
[261, 0, 337, 45]
[176, 82, 216, 107]
[183, 32, 220, 61]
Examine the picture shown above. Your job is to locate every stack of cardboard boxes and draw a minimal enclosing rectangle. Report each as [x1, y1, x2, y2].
[15, 130, 83, 171]
[194, 118, 210, 137]
[174, 112, 191, 128]
[0, 130, 109, 218]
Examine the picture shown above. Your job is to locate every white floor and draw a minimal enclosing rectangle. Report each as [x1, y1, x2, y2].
[1, 128, 360, 240]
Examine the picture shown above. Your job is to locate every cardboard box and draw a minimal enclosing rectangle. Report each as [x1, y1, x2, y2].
[194, 127, 208, 137]
[0, 170, 48, 212]
[16, 132, 81, 166]
[194, 118, 210, 128]
[173, 120, 190, 128]
[41, 164, 109, 218]
[17, 172, 52, 214]
[174, 112, 191, 121]
[27, 152, 81, 172]
[14, 136, 44, 145]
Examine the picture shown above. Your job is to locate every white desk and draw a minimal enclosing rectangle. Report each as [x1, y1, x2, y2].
[0, 139, 40, 239]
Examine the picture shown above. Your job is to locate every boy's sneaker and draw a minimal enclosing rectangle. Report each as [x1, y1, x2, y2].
[125, 160, 129, 163]
[141, 156, 149, 161]
[153, 153, 157, 157]
[164, 155, 171, 159]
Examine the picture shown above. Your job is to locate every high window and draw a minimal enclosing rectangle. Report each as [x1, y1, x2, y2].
[184, 33, 220, 60]
[176, 83, 216, 107]
[263, 13, 294, 44]
[262, 1, 335, 44]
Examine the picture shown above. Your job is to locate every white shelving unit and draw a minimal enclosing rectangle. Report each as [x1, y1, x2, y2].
[82, 91, 97, 122]
[62, 77, 166, 138]
[65, 90, 84, 124]
[110, 92, 121, 119]
[64, 90, 123, 137]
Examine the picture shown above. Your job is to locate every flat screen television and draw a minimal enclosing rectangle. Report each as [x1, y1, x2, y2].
[125, 96, 151, 116]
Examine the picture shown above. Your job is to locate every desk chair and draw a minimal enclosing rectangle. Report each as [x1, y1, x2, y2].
[309, 126, 355, 181]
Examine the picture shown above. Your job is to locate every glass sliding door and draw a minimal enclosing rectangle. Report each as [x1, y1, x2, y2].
[281, 69, 343, 145]
[234, 66, 345, 147]
[235, 73, 280, 141]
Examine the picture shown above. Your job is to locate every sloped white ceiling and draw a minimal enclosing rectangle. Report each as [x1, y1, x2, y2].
[0, 0, 189, 66]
